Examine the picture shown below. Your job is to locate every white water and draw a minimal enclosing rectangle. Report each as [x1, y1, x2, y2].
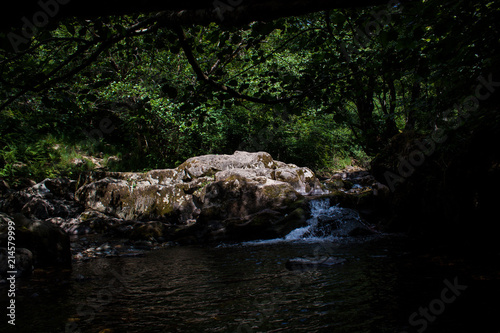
[284, 199, 344, 241]
[239, 198, 355, 246]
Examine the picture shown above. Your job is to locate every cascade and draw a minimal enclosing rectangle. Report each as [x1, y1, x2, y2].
[241, 198, 368, 246]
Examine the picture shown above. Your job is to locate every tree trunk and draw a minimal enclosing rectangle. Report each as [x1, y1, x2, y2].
[355, 76, 379, 154]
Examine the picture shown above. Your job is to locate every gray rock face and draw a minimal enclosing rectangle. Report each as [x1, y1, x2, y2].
[76, 152, 323, 220]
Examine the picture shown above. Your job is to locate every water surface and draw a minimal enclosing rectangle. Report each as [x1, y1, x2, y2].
[3, 235, 499, 333]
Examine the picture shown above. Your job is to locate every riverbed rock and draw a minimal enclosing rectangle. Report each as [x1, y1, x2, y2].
[200, 175, 300, 220]
[0, 213, 71, 268]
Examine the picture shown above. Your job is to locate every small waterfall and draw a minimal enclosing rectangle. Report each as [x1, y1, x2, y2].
[284, 198, 349, 241]
[240, 198, 369, 246]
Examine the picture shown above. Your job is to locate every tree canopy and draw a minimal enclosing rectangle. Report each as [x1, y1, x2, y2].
[1, 0, 499, 184]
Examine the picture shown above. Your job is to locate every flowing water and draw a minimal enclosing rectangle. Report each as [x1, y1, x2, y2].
[2, 199, 500, 333]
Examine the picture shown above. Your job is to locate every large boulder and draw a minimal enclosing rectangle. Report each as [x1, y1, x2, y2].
[75, 151, 323, 242]
[186, 173, 310, 243]
[0, 213, 71, 268]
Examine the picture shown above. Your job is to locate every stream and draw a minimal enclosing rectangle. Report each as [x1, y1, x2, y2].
[2, 199, 499, 332]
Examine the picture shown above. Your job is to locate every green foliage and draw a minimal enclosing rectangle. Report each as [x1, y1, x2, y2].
[0, 0, 499, 184]
[0, 135, 97, 183]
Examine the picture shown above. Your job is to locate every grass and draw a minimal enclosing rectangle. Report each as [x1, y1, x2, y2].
[0, 135, 101, 186]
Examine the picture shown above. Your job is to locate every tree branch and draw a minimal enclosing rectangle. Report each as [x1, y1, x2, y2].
[0, 15, 162, 111]
[173, 25, 300, 105]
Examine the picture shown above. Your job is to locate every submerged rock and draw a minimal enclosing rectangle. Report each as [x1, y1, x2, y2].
[285, 256, 346, 270]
